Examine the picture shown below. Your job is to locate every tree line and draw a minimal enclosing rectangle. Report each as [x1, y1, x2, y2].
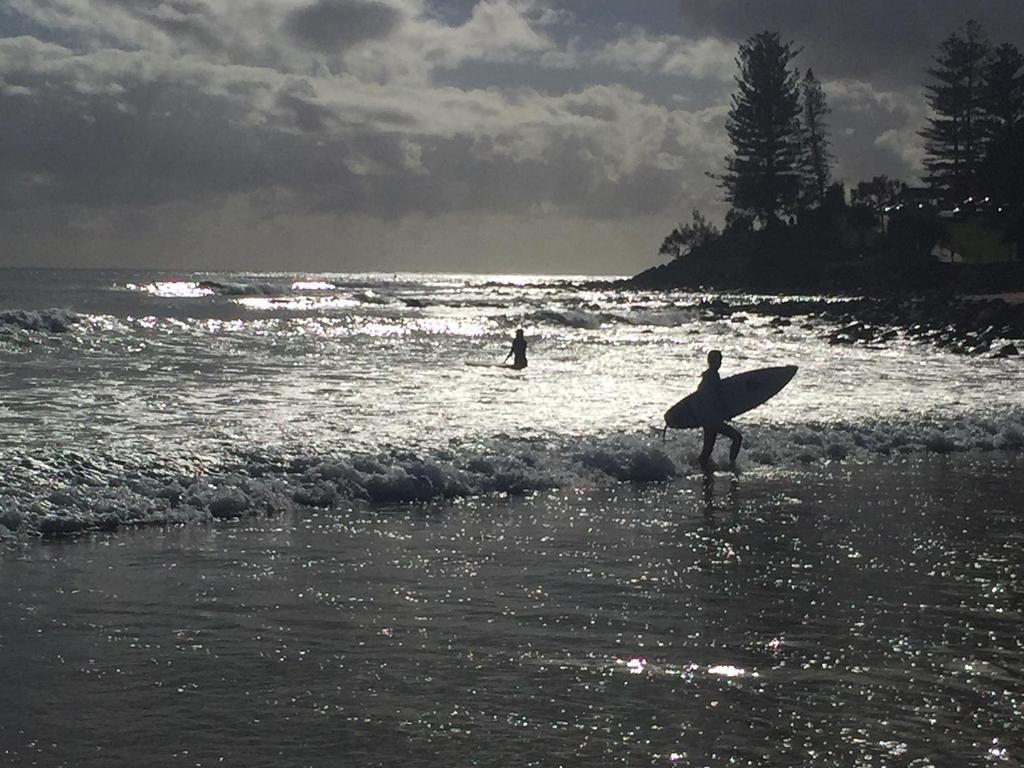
[659, 21, 1024, 270]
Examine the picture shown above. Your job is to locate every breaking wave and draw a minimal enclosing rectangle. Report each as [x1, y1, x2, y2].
[0, 308, 80, 333]
[527, 309, 607, 329]
[522, 306, 743, 330]
[198, 280, 285, 296]
[2, 410, 1022, 540]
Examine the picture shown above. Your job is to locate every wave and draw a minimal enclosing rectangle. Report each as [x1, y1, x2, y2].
[188, 281, 411, 307]
[1, 412, 1021, 540]
[609, 308, 700, 327]
[527, 309, 607, 330]
[198, 280, 288, 297]
[520, 304, 764, 330]
[0, 308, 80, 333]
[198, 282, 408, 306]
[353, 290, 393, 306]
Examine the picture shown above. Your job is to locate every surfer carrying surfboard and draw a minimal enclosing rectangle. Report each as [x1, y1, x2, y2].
[505, 329, 528, 369]
[663, 354, 796, 468]
[697, 350, 742, 470]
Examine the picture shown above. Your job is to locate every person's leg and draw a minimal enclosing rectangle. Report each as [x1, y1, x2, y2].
[699, 427, 717, 469]
[719, 423, 742, 465]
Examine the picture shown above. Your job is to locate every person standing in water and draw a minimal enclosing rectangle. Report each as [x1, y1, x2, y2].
[505, 328, 528, 369]
[698, 349, 742, 470]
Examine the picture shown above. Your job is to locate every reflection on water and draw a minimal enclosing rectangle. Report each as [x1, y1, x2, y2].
[2, 270, 1023, 462]
[1, 458, 1021, 766]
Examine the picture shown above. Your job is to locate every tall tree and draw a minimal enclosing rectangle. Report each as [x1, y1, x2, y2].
[980, 42, 1024, 205]
[720, 31, 802, 228]
[798, 68, 833, 208]
[983, 43, 1024, 141]
[920, 20, 991, 202]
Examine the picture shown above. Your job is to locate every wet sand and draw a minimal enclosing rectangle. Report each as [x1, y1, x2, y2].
[963, 291, 1024, 305]
[2, 454, 1021, 766]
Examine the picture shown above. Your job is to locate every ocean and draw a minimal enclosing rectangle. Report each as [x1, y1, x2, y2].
[1, 269, 1022, 766]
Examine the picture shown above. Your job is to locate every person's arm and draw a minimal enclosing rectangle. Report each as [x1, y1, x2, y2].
[701, 371, 728, 416]
[710, 373, 728, 415]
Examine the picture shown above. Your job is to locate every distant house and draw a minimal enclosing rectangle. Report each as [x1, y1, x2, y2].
[878, 187, 941, 233]
[902, 187, 943, 209]
[882, 187, 1020, 264]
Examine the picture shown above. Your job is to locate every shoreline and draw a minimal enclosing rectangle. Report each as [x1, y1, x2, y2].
[4, 449, 1021, 545]
[3, 453, 1022, 765]
[685, 292, 1024, 357]
[613, 262, 1024, 357]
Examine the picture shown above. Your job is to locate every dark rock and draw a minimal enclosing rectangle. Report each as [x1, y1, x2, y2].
[47, 491, 77, 507]
[0, 508, 22, 531]
[96, 514, 121, 532]
[208, 489, 250, 518]
[293, 483, 337, 508]
[38, 514, 89, 536]
[156, 485, 182, 505]
[995, 343, 1020, 358]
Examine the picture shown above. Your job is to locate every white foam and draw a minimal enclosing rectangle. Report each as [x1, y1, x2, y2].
[528, 309, 605, 329]
[3, 411, 1022, 539]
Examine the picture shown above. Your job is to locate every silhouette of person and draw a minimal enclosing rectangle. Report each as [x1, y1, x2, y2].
[505, 328, 528, 369]
[698, 350, 742, 470]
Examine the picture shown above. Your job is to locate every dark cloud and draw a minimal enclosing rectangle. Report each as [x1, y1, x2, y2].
[0, 43, 695, 224]
[275, 81, 336, 133]
[283, 0, 401, 53]
[675, 0, 1024, 84]
[4, 1, 1017, 271]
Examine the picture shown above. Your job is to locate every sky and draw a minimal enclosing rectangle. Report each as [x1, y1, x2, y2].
[1, 1, 1022, 274]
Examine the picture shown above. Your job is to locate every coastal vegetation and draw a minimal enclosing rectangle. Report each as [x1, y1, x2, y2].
[636, 20, 1024, 294]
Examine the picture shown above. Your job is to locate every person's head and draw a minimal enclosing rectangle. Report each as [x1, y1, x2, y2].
[707, 349, 722, 370]
[515, 328, 524, 338]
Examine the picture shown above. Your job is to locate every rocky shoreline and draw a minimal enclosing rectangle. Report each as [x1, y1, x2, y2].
[689, 294, 1023, 357]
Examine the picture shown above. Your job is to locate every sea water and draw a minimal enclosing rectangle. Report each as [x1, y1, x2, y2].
[1, 269, 1022, 765]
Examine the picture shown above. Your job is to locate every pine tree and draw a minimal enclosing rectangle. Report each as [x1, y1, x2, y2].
[980, 42, 1024, 206]
[720, 31, 802, 228]
[983, 43, 1024, 140]
[798, 68, 833, 208]
[920, 20, 991, 202]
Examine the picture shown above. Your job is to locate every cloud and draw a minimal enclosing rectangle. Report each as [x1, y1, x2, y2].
[593, 30, 736, 81]
[873, 128, 926, 183]
[820, 78, 929, 183]
[824, 79, 909, 115]
[0, 31, 723, 222]
[402, 0, 554, 70]
[2, 0, 992, 272]
[283, 0, 401, 52]
[99, 0, 227, 54]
